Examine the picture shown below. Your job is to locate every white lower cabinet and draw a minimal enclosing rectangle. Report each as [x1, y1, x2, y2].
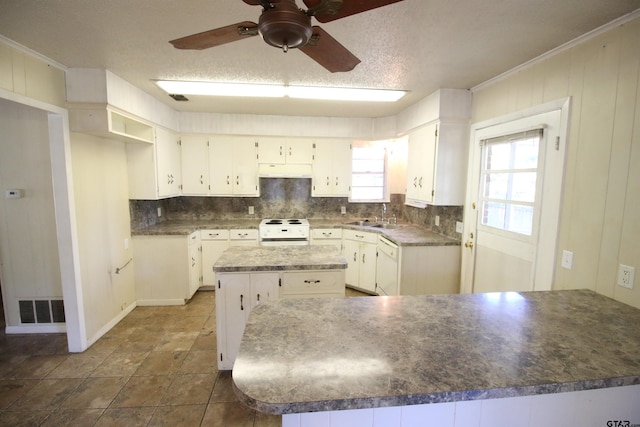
[215, 272, 280, 370]
[132, 232, 201, 305]
[188, 231, 202, 296]
[342, 229, 377, 294]
[397, 245, 461, 295]
[310, 228, 343, 252]
[201, 229, 230, 288]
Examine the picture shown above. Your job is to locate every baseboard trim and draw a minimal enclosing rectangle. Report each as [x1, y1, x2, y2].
[85, 300, 137, 348]
[5, 324, 67, 334]
[136, 299, 186, 306]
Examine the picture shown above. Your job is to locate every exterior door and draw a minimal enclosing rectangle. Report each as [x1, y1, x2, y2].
[461, 101, 569, 294]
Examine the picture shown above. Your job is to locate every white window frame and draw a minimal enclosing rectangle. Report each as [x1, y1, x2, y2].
[349, 140, 389, 203]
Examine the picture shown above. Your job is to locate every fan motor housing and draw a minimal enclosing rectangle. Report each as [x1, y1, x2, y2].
[258, 3, 312, 50]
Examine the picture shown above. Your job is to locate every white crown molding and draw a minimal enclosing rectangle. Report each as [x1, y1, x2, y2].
[471, 8, 640, 92]
[0, 34, 67, 71]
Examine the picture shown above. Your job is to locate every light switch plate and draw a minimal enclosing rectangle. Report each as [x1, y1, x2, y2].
[456, 221, 463, 233]
[561, 250, 573, 269]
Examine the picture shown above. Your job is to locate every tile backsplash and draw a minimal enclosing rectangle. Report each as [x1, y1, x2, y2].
[130, 178, 463, 239]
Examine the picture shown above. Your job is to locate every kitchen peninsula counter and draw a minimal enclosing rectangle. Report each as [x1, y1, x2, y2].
[232, 289, 640, 422]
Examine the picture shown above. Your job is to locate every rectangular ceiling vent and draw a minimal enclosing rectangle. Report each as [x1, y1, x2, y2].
[19, 300, 65, 324]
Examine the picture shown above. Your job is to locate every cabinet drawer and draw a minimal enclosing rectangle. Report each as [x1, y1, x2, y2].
[281, 271, 345, 297]
[343, 229, 378, 244]
[201, 229, 230, 240]
[229, 229, 258, 240]
[311, 228, 342, 239]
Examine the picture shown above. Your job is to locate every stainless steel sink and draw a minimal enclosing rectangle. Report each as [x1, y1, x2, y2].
[345, 221, 400, 229]
[370, 223, 400, 229]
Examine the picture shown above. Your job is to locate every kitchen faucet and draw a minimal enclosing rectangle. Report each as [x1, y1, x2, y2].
[381, 203, 386, 223]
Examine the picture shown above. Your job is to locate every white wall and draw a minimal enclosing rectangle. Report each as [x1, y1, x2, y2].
[0, 98, 63, 328]
[70, 132, 136, 342]
[471, 16, 640, 308]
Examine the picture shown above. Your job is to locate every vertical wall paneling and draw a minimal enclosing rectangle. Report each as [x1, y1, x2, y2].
[471, 17, 640, 308]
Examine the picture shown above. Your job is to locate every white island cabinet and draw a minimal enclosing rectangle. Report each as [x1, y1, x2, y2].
[216, 272, 279, 369]
[213, 245, 347, 370]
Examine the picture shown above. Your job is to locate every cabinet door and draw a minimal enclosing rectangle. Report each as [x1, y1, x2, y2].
[181, 135, 209, 195]
[359, 242, 378, 293]
[342, 238, 360, 287]
[250, 273, 280, 309]
[156, 127, 181, 197]
[201, 230, 230, 287]
[258, 137, 285, 164]
[217, 274, 250, 369]
[332, 140, 352, 196]
[209, 138, 234, 195]
[286, 138, 313, 164]
[312, 140, 335, 196]
[233, 137, 259, 196]
[187, 232, 201, 298]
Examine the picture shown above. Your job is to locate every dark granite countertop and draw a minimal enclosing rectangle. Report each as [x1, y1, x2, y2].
[232, 289, 640, 414]
[212, 245, 347, 272]
[131, 218, 459, 246]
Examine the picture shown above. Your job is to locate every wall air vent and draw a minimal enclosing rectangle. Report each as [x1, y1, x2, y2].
[18, 300, 65, 324]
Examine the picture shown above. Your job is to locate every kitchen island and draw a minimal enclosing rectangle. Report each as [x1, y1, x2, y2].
[233, 289, 640, 426]
[213, 245, 347, 369]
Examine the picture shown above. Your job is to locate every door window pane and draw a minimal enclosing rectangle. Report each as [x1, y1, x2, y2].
[479, 129, 543, 236]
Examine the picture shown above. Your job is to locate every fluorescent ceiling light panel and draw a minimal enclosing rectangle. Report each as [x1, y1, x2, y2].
[288, 86, 405, 102]
[156, 80, 286, 97]
[156, 80, 406, 102]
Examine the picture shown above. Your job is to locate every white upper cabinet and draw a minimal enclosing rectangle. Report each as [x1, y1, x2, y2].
[209, 136, 259, 197]
[155, 127, 182, 197]
[312, 139, 351, 197]
[180, 134, 210, 196]
[405, 121, 468, 206]
[127, 126, 181, 200]
[258, 137, 314, 164]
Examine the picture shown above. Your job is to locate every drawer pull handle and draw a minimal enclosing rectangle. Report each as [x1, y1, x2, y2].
[257, 293, 260, 303]
[240, 294, 244, 311]
[303, 280, 321, 284]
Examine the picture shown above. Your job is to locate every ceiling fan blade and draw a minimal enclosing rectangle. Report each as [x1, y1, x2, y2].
[169, 21, 258, 50]
[299, 26, 360, 73]
[304, 0, 405, 23]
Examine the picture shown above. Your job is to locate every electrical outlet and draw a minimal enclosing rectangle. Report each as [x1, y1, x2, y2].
[341, 206, 346, 215]
[157, 207, 162, 217]
[124, 238, 129, 250]
[456, 221, 463, 233]
[617, 264, 635, 289]
[248, 206, 254, 215]
[561, 250, 573, 269]
[434, 215, 440, 226]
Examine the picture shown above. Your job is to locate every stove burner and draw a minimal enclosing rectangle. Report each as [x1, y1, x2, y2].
[265, 220, 283, 225]
[288, 220, 302, 225]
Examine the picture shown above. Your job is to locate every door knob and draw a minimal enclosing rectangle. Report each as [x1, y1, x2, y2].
[464, 241, 474, 248]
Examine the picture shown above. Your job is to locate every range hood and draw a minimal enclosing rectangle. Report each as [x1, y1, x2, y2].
[258, 163, 313, 178]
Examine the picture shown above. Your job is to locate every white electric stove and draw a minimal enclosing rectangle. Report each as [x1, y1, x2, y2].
[259, 219, 310, 246]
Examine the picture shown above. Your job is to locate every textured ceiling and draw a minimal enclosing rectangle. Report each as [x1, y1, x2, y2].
[1, 0, 639, 118]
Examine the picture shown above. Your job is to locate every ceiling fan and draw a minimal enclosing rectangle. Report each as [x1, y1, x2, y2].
[169, 0, 405, 73]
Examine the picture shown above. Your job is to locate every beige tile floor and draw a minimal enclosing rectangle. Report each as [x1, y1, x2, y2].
[0, 288, 368, 426]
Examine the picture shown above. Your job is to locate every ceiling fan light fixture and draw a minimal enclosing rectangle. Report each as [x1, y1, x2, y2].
[258, 2, 312, 51]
